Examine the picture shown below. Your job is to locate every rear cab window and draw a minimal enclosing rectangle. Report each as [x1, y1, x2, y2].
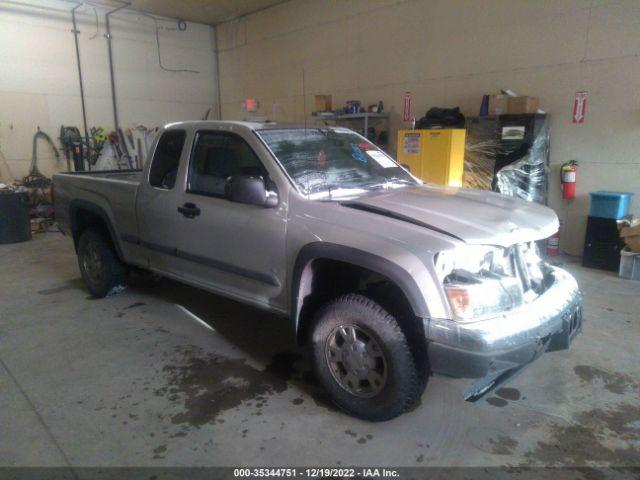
[149, 130, 186, 189]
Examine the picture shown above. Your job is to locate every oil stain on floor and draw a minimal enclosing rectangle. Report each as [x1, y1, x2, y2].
[495, 387, 521, 401]
[467, 427, 519, 456]
[525, 367, 640, 466]
[486, 387, 522, 407]
[573, 365, 639, 395]
[526, 412, 640, 465]
[160, 346, 288, 427]
[486, 397, 508, 407]
[488, 434, 518, 455]
[158, 345, 334, 428]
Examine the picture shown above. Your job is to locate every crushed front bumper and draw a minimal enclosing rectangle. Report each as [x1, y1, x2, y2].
[424, 266, 582, 401]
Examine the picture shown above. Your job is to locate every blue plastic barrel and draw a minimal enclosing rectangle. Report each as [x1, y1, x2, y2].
[588, 191, 633, 219]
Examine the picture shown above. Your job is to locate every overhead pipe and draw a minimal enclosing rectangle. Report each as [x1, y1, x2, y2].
[213, 25, 222, 119]
[104, 0, 130, 132]
[70, 2, 90, 169]
[64, 0, 185, 23]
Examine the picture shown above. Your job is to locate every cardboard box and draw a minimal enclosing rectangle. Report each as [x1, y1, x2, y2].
[488, 95, 509, 115]
[508, 96, 540, 114]
[621, 224, 640, 253]
[314, 95, 332, 112]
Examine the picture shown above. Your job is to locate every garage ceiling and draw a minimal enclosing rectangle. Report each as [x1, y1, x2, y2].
[128, 0, 286, 25]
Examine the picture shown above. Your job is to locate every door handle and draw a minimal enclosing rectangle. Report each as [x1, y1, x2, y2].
[178, 202, 201, 219]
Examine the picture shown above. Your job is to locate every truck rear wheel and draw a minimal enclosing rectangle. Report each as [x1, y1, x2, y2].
[310, 294, 424, 421]
[77, 228, 128, 298]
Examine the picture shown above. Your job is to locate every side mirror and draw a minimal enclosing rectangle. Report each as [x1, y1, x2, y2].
[225, 175, 278, 208]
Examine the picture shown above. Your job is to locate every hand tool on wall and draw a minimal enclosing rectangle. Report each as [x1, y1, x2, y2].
[134, 125, 151, 165]
[108, 130, 134, 170]
[124, 128, 135, 150]
[117, 128, 134, 169]
[88, 127, 106, 166]
[136, 138, 143, 168]
[25, 128, 58, 186]
[60, 125, 85, 171]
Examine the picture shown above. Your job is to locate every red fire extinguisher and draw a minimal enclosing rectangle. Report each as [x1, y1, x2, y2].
[561, 160, 578, 200]
[547, 230, 560, 257]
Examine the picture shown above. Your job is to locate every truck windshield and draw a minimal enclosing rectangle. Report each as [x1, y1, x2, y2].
[257, 128, 418, 199]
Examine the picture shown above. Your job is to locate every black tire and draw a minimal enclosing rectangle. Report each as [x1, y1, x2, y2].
[77, 227, 128, 298]
[310, 294, 425, 421]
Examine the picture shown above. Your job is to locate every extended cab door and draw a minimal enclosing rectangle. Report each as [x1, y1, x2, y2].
[174, 129, 288, 312]
[135, 128, 188, 275]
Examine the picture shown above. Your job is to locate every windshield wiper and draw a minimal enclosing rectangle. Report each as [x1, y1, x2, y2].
[305, 182, 336, 200]
[363, 178, 414, 190]
[386, 177, 415, 184]
[309, 185, 376, 201]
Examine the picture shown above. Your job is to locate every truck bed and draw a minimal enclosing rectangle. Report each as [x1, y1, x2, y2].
[56, 169, 143, 183]
[53, 170, 143, 257]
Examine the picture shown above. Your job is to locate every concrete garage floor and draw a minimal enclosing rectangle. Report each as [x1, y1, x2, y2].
[1, 232, 639, 472]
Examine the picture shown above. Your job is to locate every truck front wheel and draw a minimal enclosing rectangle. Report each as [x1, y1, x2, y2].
[77, 228, 128, 298]
[310, 294, 424, 421]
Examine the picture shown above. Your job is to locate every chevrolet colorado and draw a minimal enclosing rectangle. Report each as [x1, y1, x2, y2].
[53, 121, 582, 420]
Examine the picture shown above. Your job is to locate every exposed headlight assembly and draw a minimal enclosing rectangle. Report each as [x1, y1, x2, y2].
[435, 245, 524, 322]
[444, 276, 524, 322]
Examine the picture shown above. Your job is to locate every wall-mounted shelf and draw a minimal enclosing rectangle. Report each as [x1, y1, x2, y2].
[313, 112, 390, 150]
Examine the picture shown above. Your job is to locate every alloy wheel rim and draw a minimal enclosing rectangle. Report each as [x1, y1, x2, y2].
[325, 324, 387, 398]
[83, 244, 104, 285]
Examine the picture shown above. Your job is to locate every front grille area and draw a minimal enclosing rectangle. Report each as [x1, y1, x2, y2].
[569, 307, 582, 337]
[512, 243, 549, 298]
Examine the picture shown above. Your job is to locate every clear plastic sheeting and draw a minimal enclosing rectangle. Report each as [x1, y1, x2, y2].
[463, 140, 500, 191]
[464, 114, 550, 205]
[495, 134, 549, 203]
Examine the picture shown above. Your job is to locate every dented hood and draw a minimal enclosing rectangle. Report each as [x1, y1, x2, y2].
[343, 185, 558, 247]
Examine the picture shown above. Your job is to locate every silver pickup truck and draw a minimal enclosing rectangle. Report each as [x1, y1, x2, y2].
[53, 121, 582, 420]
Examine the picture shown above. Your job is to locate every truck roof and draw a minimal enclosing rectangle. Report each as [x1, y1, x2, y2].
[163, 120, 341, 132]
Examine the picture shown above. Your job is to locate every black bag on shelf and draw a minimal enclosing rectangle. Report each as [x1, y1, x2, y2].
[416, 107, 466, 129]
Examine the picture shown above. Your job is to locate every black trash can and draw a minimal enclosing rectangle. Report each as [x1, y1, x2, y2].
[0, 191, 32, 244]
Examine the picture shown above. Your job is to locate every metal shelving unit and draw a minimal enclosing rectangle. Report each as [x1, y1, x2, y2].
[313, 112, 391, 150]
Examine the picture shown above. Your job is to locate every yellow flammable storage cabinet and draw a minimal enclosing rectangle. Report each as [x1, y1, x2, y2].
[396, 129, 465, 187]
